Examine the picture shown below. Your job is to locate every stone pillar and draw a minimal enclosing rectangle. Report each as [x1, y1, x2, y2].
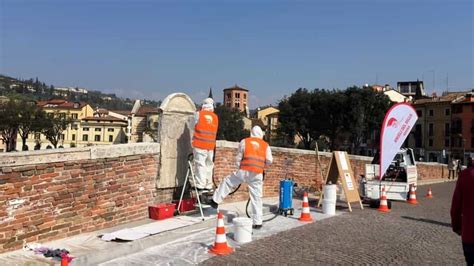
[156, 93, 196, 188]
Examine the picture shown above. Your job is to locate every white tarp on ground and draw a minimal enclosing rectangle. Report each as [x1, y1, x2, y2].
[101, 216, 213, 241]
[99, 205, 340, 265]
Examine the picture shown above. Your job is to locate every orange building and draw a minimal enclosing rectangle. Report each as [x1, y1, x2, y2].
[223, 85, 248, 113]
[410, 91, 474, 164]
[450, 92, 474, 164]
[412, 95, 453, 162]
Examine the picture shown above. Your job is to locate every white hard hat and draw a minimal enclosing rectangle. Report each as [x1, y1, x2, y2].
[202, 98, 214, 105]
[250, 126, 264, 139]
[201, 103, 214, 111]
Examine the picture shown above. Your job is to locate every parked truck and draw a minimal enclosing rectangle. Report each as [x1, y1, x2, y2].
[360, 148, 418, 207]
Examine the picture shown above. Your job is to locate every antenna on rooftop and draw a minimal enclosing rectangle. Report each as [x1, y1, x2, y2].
[446, 73, 449, 94]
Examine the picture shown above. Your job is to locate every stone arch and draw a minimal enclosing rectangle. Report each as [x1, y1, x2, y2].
[156, 93, 196, 188]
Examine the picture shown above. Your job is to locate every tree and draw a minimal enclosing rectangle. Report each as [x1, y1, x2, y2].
[18, 103, 48, 150]
[317, 90, 347, 150]
[42, 112, 72, 148]
[343, 87, 391, 154]
[214, 103, 249, 141]
[277, 87, 392, 152]
[277, 88, 315, 149]
[0, 101, 20, 152]
[144, 125, 158, 142]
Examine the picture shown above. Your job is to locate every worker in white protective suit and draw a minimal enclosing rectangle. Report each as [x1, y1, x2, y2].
[191, 98, 219, 191]
[210, 126, 273, 229]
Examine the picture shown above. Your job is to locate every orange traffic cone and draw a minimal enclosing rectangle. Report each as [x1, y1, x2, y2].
[60, 253, 73, 266]
[299, 192, 313, 222]
[407, 185, 418, 204]
[378, 186, 390, 213]
[61, 256, 69, 266]
[425, 187, 433, 198]
[209, 212, 234, 255]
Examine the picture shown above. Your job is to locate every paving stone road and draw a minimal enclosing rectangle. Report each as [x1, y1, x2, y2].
[204, 181, 465, 265]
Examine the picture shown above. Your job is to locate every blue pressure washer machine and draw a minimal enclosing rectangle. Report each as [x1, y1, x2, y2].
[278, 179, 296, 216]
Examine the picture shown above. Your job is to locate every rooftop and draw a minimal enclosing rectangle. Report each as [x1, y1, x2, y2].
[136, 105, 159, 116]
[36, 99, 88, 109]
[110, 110, 132, 116]
[82, 115, 127, 122]
[223, 84, 248, 92]
[414, 92, 466, 105]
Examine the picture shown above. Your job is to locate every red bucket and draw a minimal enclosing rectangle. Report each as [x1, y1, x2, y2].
[148, 203, 176, 220]
[172, 198, 196, 213]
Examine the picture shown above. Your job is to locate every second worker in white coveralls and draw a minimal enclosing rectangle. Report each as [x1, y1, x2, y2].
[210, 126, 273, 229]
[192, 98, 219, 191]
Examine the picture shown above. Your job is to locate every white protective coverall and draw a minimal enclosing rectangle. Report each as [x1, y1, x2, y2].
[212, 126, 273, 225]
[192, 99, 216, 190]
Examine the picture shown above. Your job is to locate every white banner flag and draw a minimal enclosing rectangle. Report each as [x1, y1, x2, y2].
[379, 103, 418, 179]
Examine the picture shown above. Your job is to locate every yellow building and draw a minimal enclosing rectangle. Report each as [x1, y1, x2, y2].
[79, 114, 128, 146]
[256, 106, 279, 141]
[15, 99, 128, 150]
[130, 100, 159, 143]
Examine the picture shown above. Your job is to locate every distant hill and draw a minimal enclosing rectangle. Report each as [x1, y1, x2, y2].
[0, 74, 160, 110]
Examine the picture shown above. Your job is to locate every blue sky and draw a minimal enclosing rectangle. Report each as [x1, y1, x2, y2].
[1, 0, 472, 107]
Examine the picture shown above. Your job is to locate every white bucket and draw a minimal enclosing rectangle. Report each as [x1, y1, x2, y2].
[233, 217, 253, 243]
[322, 199, 336, 215]
[324, 184, 337, 201]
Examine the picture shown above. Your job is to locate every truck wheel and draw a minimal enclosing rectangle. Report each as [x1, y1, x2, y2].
[387, 200, 392, 209]
[369, 200, 379, 209]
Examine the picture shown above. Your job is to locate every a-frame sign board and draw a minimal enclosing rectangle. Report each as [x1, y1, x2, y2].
[318, 151, 363, 212]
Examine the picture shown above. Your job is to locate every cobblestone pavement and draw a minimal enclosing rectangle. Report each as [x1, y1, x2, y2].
[204, 181, 465, 265]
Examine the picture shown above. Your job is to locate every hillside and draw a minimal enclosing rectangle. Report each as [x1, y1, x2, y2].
[0, 74, 160, 110]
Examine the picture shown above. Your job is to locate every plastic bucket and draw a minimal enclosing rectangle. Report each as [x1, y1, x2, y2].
[322, 199, 336, 215]
[233, 217, 253, 243]
[324, 184, 337, 201]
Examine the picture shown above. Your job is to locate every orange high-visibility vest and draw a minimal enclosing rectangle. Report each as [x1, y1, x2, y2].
[192, 110, 218, 150]
[240, 137, 268, 174]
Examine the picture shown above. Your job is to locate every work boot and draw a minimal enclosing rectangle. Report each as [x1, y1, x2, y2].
[210, 199, 218, 209]
[252, 224, 263, 230]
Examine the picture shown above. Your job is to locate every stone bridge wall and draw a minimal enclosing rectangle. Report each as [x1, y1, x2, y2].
[0, 141, 448, 253]
[0, 143, 173, 253]
[213, 141, 448, 202]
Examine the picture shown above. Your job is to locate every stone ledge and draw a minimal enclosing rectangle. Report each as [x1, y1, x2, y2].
[0, 143, 160, 167]
[216, 140, 372, 161]
[417, 161, 448, 166]
[90, 143, 160, 160]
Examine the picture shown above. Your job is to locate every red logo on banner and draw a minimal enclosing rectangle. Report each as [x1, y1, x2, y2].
[387, 117, 398, 128]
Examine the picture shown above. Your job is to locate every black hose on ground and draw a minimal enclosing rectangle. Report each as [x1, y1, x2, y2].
[245, 198, 280, 222]
[244, 171, 280, 222]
